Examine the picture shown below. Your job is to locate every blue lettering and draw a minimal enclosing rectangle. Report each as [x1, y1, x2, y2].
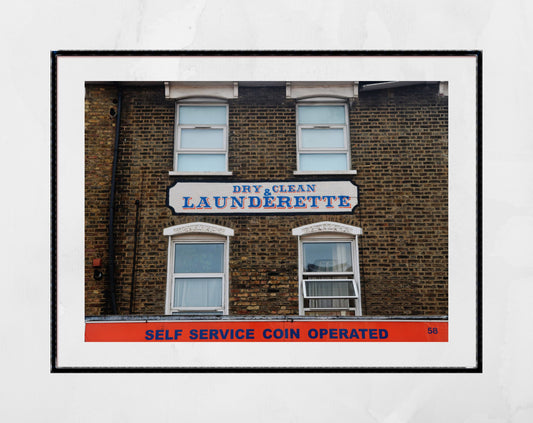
[174, 329, 182, 339]
[209, 329, 219, 339]
[307, 184, 316, 192]
[230, 196, 245, 209]
[273, 329, 284, 339]
[307, 195, 321, 208]
[196, 197, 212, 209]
[233, 186, 241, 193]
[248, 196, 262, 208]
[277, 196, 292, 208]
[322, 195, 337, 208]
[294, 196, 306, 208]
[301, 328, 391, 340]
[214, 196, 228, 208]
[145, 330, 154, 340]
[242, 185, 251, 193]
[338, 195, 351, 207]
[264, 196, 276, 208]
[189, 329, 198, 340]
[253, 185, 262, 193]
[263, 328, 299, 339]
[288, 185, 296, 193]
[155, 329, 164, 340]
[182, 197, 195, 209]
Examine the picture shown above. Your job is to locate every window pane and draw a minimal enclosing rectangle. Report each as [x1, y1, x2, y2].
[181, 128, 224, 149]
[179, 106, 227, 125]
[301, 128, 345, 149]
[299, 153, 347, 171]
[173, 277, 222, 307]
[298, 105, 345, 124]
[303, 242, 352, 272]
[174, 243, 224, 273]
[309, 298, 350, 309]
[305, 280, 356, 297]
[177, 154, 226, 172]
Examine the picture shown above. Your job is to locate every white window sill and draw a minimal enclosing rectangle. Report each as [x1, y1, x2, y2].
[169, 171, 233, 176]
[293, 170, 357, 175]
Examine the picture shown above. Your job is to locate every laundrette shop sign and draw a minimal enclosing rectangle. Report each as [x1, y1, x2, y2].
[167, 181, 359, 214]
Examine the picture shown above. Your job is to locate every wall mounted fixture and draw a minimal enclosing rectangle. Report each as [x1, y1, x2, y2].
[93, 258, 103, 281]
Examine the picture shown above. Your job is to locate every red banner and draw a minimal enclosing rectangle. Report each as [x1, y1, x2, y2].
[85, 320, 448, 342]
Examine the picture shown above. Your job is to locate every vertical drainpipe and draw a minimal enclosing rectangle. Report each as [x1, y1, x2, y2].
[108, 86, 122, 315]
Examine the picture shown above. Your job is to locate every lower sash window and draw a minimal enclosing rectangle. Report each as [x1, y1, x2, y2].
[293, 222, 363, 316]
[164, 223, 233, 315]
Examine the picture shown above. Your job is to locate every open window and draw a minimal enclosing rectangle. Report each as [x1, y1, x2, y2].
[164, 223, 233, 315]
[293, 222, 362, 316]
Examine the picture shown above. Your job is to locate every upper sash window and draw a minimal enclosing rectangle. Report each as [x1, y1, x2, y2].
[174, 103, 229, 173]
[296, 103, 351, 172]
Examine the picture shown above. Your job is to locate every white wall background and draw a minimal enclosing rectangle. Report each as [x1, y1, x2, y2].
[1, 0, 532, 421]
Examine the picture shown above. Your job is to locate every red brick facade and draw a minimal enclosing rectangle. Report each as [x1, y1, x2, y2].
[85, 82, 448, 317]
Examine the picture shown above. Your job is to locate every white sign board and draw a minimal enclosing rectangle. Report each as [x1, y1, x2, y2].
[167, 181, 358, 214]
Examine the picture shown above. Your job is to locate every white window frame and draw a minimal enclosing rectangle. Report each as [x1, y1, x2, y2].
[302, 279, 359, 300]
[293, 222, 362, 316]
[170, 101, 232, 176]
[163, 223, 233, 315]
[294, 101, 356, 175]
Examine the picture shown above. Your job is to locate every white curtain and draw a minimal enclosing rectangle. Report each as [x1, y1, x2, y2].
[305, 242, 353, 309]
[334, 242, 351, 272]
[308, 280, 351, 309]
[174, 277, 222, 308]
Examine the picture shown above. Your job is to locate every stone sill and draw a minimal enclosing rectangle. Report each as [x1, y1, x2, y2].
[293, 170, 357, 175]
[86, 315, 448, 322]
[169, 171, 233, 176]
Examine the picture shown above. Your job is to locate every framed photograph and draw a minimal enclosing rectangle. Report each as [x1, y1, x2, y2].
[52, 51, 480, 371]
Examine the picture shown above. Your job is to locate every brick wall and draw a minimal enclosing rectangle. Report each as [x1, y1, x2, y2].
[85, 86, 119, 315]
[353, 86, 448, 315]
[85, 83, 448, 316]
